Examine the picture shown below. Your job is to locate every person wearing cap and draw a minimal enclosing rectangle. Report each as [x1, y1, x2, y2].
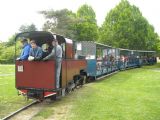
[43, 39, 62, 89]
[28, 39, 43, 61]
[17, 39, 31, 60]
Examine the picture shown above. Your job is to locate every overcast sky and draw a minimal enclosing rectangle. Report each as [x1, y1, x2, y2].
[0, 0, 159, 41]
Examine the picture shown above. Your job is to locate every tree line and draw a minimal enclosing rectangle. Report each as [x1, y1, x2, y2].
[0, 24, 37, 64]
[0, 0, 160, 64]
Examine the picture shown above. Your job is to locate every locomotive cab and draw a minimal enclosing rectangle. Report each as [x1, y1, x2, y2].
[15, 31, 59, 100]
[15, 31, 87, 100]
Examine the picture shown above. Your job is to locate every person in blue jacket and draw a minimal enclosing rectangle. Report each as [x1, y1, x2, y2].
[17, 39, 31, 60]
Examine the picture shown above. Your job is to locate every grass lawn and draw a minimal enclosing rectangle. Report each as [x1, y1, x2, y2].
[0, 64, 15, 74]
[0, 64, 32, 119]
[31, 63, 160, 120]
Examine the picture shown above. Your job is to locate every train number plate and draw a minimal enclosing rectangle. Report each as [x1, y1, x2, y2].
[17, 65, 23, 72]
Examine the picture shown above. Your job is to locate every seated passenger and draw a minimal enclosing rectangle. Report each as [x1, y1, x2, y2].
[97, 55, 102, 60]
[42, 43, 50, 58]
[17, 39, 31, 60]
[28, 39, 43, 61]
[120, 55, 125, 62]
[103, 55, 108, 65]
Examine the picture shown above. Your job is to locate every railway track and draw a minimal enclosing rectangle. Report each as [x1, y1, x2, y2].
[1, 101, 39, 120]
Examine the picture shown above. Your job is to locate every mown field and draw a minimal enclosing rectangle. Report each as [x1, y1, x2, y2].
[0, 65, 32, 119]
[32, 63, 160, 120]
[0, 64, 160, 120]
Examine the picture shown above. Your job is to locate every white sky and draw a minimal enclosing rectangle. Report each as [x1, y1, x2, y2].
[0, 0, 159, 41]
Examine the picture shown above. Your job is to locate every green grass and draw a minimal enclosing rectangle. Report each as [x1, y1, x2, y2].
[0, 65, 32, 118]
[32, 63, 160, 120]
[0, 64, 15, 74]
[1, 64, 160, 120]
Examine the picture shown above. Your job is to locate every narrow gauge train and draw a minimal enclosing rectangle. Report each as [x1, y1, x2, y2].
[15, 31, 156, 100]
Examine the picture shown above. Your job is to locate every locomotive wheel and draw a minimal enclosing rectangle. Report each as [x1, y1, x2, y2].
[66, 84, 72, 94]
[73, 75, 80, 88]
[86, 76, 91, 83]
[50, 94, 57, 101]
[50, 89, 62, 101]
[73, 75, 85, 88]
[80, 72, 87, 85]
[82, 75, 87, 85]
[86, 76, 93, 83]
[61, 88, 66, 97]
[79, 75, 84, 87]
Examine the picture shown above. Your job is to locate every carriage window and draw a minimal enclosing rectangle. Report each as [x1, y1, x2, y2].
[77, 43, 82, 50]
[96, 48, 103, 60]
[75, 42, 96, 59]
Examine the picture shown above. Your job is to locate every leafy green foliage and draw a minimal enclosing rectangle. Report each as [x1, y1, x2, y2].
[0, 45, 15, 64]
[0, 23, 35, 64]
[1, 2, 160, 64]
[4, 34, 16, 47]
[0, 35, 21, 64]
[75, 4, 98, 41]
[156, 37, 160, 56]
[19, 23, 37, 32]
[40, 9, 77, 39]
[40, 4, 98, 41]
[99, 0, 158, 50]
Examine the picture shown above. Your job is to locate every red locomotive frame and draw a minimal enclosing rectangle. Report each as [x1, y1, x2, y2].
[15, 31, 87, 100]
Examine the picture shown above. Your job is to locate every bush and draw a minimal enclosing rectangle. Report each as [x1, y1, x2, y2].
[0, 46, 15, 64]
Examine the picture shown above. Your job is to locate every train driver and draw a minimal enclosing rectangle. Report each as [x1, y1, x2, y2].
[28, 39, 43, 61]
[16, 38, 31, 61]
[43, 39, 62, 89]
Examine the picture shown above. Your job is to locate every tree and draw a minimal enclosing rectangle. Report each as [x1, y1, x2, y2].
[75, 4, 98, 41]
[19, 24, 37, 32]
[40, 6, 98, 41]
[0, 45, 15, 64]
[5, 34, 16, 47]
[156, 37, 160, 56]
[0, 42, 4, 56]
[99, 0, 158, 50]
[40, 9, 77, 39]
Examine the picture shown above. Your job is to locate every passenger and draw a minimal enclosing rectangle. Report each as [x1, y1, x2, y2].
[42, 43, 50, 58]
[110, 55, 114, 65]
[120, 55, 125, 62]
[103, 55, 108, 66]
[16, 38, 31, 60]
[28, 39, 43, 61]
[74, 49, 78, 59]
[43, 39, 62, 89]
[97, 55, 102, 60]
